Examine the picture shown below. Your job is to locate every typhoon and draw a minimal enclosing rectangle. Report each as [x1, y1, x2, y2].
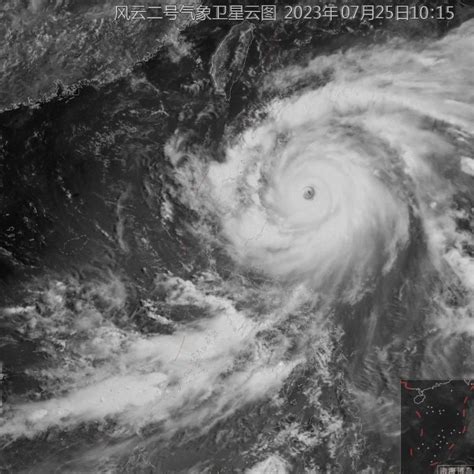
[0, 13, 474, 474]
[206, 81, 411, 298]
[203, 25, 474, 298]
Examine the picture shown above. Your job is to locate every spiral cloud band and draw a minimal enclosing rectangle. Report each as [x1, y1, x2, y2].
[208, 93, 410, 295]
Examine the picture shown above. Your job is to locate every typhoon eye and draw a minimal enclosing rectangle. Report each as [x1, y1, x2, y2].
[303, 186, 316, 200]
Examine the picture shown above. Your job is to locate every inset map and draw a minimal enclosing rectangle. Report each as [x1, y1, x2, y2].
[401, 380, 474, 473]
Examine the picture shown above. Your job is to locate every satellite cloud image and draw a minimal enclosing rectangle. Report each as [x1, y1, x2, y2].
[0, 0, 473, 473]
